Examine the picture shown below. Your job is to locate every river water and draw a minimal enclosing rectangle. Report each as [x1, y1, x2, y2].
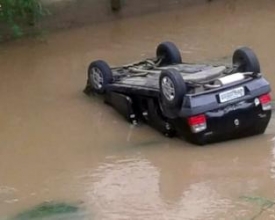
[0, 0, 275, 219]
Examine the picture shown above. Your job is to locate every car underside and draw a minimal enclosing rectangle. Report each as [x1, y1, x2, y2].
[84, 41, 272, 145]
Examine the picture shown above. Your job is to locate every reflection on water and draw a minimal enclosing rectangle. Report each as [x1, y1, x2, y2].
[0, 0, 275, 219]
[86, 157, 232, 220]
[78, 136, 275, 220]
[270, 138, 275, 180]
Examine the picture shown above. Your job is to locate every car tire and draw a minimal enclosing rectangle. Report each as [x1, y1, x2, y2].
[88, 60, 113, 94]
[156, 41, 182, 66]
[233, 47, 261, 74]
[159, 69, 186, 109]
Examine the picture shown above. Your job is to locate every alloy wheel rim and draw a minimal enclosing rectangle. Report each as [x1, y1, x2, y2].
[91, 67, 103, 89]
[161, 76, 175, 101]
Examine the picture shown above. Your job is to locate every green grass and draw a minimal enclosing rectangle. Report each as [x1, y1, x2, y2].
[239, 195, 275, 220]
[12, 202, 80, 220]
[0, 0, 49, 40]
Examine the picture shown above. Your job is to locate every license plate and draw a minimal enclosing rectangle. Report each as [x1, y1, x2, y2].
[219, 87, 245, 103]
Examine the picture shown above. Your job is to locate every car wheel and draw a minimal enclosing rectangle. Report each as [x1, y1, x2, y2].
[159, 69, 186, 109]
[156, 41, 182, 66]
[233, 47, 261, 74]
[88, 60, 113, 94]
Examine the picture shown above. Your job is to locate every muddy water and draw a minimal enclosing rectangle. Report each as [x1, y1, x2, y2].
[1, 0, 275, 219]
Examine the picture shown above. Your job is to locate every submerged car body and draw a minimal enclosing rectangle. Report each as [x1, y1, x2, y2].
[84, 42, 272, 145]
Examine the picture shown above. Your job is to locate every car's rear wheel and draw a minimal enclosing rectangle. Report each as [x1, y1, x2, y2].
[156, 41, 182, 66]
[159, 69, 186, 109]
[233, 47, 261, 74]
[88, 60, 113, 94]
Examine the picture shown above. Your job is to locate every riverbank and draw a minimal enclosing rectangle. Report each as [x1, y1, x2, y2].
[40, 0, 208, 30]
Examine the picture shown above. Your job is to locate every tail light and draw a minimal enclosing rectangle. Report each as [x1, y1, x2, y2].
[188, 114, 207, 133]
[259, 94, 272, 111]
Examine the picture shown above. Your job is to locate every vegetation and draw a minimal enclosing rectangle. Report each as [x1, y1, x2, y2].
[0, 0, 49, 39]
[240, 195, 275, 220]
[12, 202, 80, 220]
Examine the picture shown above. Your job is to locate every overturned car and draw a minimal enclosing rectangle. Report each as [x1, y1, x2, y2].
[84, 41, 272, 145]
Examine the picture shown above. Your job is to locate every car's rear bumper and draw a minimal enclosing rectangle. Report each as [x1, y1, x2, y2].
[172, 98, 272, 145]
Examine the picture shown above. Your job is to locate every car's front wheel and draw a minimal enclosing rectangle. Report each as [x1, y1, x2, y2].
[88, 60, 113, 94]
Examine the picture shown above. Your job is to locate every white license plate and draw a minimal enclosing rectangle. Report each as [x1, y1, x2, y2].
[219, 87, 245, 103]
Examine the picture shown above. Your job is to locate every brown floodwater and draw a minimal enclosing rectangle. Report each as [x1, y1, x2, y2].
[1, 0, 275, 219]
